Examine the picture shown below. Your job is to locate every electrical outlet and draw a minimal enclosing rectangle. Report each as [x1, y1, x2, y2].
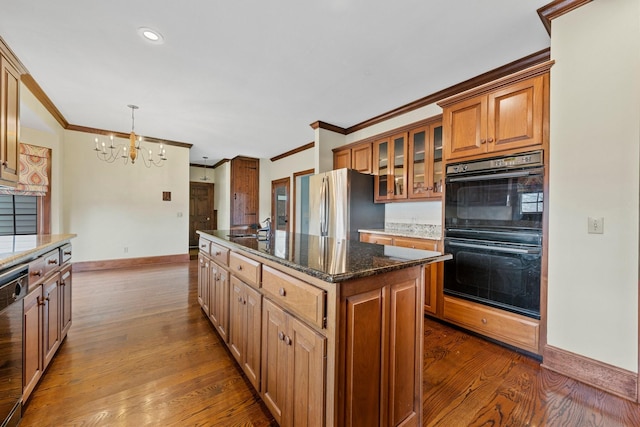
[587, 217, 604, 234]
[124, 247, 129, 253]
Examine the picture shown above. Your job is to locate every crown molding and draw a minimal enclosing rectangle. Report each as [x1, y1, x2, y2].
[0, 36, 28, 74]
[270, 141, 314, 162]
[66, 124, 193, 149]
[538, 0, 593, 35]
[309, 121, 347, 134]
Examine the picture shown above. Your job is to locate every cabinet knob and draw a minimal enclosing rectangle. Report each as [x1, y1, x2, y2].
[1, 161, 7, 167]
[487, 137, 494, 143]
[38, 297, 45, 306]
[278, 331, 285, 341]
[481, 318, 488, 324]
[480, 139, 487, 144]
[284, 336, 292, 346]
[32, 270, 42, 277]
[278, 287, 286, 297]
[237, 265, 243, 271]
[215, 251, 221, 256]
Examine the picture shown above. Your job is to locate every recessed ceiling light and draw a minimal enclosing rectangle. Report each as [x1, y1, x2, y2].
[138, 27, 164, 44]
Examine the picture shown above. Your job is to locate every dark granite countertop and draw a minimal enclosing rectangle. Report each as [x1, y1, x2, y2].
[197, 230, 451, 283]
[0, 234, 77, 270]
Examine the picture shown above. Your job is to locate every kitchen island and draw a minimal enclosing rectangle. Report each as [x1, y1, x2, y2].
[197, 230, 451, 427]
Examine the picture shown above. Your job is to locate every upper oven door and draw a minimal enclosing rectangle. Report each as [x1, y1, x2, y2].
[445, 167, 544, 233]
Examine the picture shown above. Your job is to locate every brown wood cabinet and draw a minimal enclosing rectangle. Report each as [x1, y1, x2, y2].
[373, 133, 408, 202]
[230, 156, 259, 228]
[23, 243, 73, 403]
[209, 261, 229, 342]
[197, 254, 210, 314]
[262, 298, 326, 427]
[229, 276, 262, 390]
[339, 266, 423, 426]
[440, 64, 551, 162]
[333, 142, 372, 174]
[408, 120, 443, 199]
[0, 52, 20, 186]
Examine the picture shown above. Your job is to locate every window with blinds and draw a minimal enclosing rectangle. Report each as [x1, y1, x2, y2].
[0, 195, 37, 235]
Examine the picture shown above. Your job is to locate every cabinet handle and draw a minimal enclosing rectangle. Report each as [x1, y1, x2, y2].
[38, 297, 45, 306]
[61, 281, 66, 287]
[64, 251, 72, 256]
[215, 251, 221, 256]
[278, 331, 285, 341]
[32, 270, 42, 277]
[200, 244, 206, 248]
[481, 318, 488, 324]
[48, 259, 58, 265]
[1, 161, 7, 167]
[284, 336, 292, 346]
[243, 298, 247, 305]
[237, 265, 243, 271]
[45, 297, 50, 302]
[487, 137, 494, 143]
[278, 287, 286, 297]
[480, 139, 487, 144]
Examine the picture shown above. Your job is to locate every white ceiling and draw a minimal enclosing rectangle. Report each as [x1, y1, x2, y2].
[0, 0, 550, 165]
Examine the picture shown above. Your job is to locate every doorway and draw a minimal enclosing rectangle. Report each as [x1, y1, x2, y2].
[271, 177, 290, 234]
[189, 182, 215, 247]
[293, 169, 314, 235]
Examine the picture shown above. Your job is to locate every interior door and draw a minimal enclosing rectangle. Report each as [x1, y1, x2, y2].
[271, 177, 290, 234]
[189, 182, 215, 247]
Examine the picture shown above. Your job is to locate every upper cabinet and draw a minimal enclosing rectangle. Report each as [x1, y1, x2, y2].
[373, 132, 407, 202]
[333, 141, 372, 174]
[408, 120, 443, 199]
[440, 63, 551, 162]
[0, 52, 20, 186]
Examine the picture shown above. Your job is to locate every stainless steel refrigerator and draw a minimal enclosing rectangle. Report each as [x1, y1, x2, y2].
[297, 168, 384, 240]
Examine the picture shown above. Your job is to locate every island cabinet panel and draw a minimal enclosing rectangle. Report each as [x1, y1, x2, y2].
[209, 262, 229, 342]
[42, 273, 61, 370]
[229, 276, 261, 389]
[197, 254, 210, 313]
[60, 264, 72, 339]
[339, 266, 423, 427]
[262, 298, 326, 427]
[23, 286, 43, 403]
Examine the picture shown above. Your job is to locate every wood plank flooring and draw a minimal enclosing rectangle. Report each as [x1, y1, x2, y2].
[20, 261, 640, 426]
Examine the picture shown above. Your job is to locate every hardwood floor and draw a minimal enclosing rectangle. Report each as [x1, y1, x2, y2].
[21, 261, 640, 426]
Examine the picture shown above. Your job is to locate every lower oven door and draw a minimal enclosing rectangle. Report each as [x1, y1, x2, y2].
[444, 237, 541, 319]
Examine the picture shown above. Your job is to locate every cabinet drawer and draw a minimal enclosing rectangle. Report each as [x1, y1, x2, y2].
[262, 265, 326, 329]
[229, 252, 261, 287]
[210, 242, 229, 266]
[443, 296, 539, 354]
[198, 237, 211, 254]
[41, 249, 61, 278]
[60, 244, 72, 264]
[393, 237, 438, 251]
[28, 256, 45, 289]
[360, 233, 393, 246]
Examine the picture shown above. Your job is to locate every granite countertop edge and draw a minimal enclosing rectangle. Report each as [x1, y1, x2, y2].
[198, 230, 450, 283]
[0, 234, 77, 270]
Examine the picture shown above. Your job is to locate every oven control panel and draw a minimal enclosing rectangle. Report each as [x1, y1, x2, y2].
[447, 151, 543, 175]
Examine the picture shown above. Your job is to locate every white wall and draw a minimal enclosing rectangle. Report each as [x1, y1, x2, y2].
[548, 0, 640, 371]
[190, 165, 214, 183]
[62, 130, 190, 262]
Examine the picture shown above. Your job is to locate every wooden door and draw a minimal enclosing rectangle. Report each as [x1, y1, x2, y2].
[60, 265, 72, 338]
[443, 94, 487, 161]
[271, 177, 290, 234]
[261, 299, 288, 425]
[286, 316, 326, 427]
[243, 284, 262, 390]
[23, 286, 43, 403]
[42, 274, 60, 370]
[231, 157, 259, 227]
[0, 55, 20, 184]
[488, 75, 544, 152]
[189, 182, 214, 247]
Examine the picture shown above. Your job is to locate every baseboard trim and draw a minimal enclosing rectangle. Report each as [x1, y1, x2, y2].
[73, 254, 190, 272]
[542, 344, 638, 401]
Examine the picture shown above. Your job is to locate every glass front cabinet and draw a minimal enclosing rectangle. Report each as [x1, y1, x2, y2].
[408, 120, 443, 200]
[373, 119, 443, 202]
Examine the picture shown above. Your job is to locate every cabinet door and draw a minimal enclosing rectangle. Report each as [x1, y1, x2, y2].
[408, 126, 428, 199]
[60, 266, 72, 338]
[351, 143, 372, 174]
[342, 288, 383, 426]
[286, 316, 326, 427]
[373, 137, 390, 202]
[333, 148, 350, 170]
[243, 284, 262, 390]
[229, 277, 245, 364]
[488, 75, 544, 152]
[23, 286, 42, 403]
[430, 122, 443, 196]
[261, 299, 288, 425]
[42, 275, 60, 370]
[423, 263, 439, 315]
[390, 133, 407, 200]
[443, 94, 487, 160]
[197, 255, 209, 311]
[211, 267, 229, 342]
[0, 55, 20, 184]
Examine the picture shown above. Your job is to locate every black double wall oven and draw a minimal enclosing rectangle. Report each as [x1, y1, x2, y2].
[444, 151, 544, 319]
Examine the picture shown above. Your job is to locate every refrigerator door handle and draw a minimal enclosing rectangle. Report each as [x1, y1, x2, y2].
[320, 176, 328, 236]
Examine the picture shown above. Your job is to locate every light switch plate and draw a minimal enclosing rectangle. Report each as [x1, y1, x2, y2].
[588, 217, 604, 234]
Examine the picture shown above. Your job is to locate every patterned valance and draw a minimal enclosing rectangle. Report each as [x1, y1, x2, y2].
[0, 143, 50, 196]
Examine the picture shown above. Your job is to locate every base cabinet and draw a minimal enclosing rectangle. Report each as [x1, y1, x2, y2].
[42, 273, 61, 370]
[197, 254, 210, 314]
[339, 266, 422, 427]
[23, 286, 43, 403]
[209, 261, 229, 342]
[229, 276, 261, 389]
[262, 298, 326, 427]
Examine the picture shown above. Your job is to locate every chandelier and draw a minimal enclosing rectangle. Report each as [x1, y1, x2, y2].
[201, 156, 211, 181]
[93, 105, 167, 167]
